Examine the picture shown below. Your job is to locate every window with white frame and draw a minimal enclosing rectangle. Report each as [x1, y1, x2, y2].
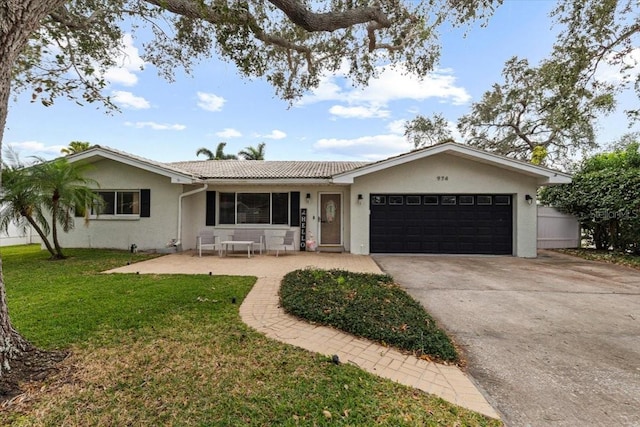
[219, 192, 289, 225]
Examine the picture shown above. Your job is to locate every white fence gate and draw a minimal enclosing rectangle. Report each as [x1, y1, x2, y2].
[537, 206, 580, 249]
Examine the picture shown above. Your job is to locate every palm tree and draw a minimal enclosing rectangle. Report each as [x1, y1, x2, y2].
[0, 158, 57, 258]
[60, 141, 91, 155]
[30, 158, 97, 259]
[196, 142, 237, 160]
[238, 142, 266, 160]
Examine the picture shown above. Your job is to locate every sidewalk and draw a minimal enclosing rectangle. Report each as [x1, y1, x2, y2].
[109, 251, 500, 419]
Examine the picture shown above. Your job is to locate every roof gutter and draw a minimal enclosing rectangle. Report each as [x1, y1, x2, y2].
[176, 184, 208, 246]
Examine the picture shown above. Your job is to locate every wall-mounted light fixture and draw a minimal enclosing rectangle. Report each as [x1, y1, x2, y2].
[525, 194, 533, 205]
[306, 193, 311, 204]
[357, 194, 363, 204]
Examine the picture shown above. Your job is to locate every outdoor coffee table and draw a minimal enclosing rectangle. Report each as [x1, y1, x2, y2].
[221, 240, 254, 258]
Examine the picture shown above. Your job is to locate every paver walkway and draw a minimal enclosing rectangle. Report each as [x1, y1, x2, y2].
[109, 251, 499, 420]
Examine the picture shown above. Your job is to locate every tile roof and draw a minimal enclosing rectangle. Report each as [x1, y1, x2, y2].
[81, 145, 198, 178]
[167, 160, 370, 179]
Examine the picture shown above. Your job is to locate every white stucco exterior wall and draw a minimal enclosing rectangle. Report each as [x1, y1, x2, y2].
[57, 159, 183, 251]
[181, 185, 352, 252]
[347, 153, 540, 257]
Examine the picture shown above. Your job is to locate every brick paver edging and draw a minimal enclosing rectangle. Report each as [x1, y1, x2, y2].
[239, 277, 500, 420]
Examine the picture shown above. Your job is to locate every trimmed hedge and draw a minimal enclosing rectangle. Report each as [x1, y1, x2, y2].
[280, 268, 457, 362]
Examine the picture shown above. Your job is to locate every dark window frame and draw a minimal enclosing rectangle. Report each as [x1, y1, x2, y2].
[91, 190, 141, 217]
[219, 192, 291, 225]
[441, 195, 457, 205]
[388, 195, 404, 205]
[406, 195, 421, 205]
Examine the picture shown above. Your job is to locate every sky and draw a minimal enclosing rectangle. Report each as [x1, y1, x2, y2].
[4, 1, 639, 164]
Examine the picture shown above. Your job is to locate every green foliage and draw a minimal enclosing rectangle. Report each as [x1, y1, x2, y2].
[551, 0, 639, 121]
[1, 155, 98, 259]
[60, 141, 91, 155]
[456, 56, 610, 167]
[1, 245, 499, 426]
[238, 142, 266, 160]
[404, 113, 455, 148]
[541, 143, 640, 252]
[280, 269, 458, 362]
[196, 142, 238, 160]
[9, 0, 503, 110]
[28, 157, 98, 258]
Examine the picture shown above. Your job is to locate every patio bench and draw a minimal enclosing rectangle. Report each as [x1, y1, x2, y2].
[227, 229, 266, 256]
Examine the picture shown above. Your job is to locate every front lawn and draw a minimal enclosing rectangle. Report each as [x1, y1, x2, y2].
[280, 269, 458, 362]
[0, 245, 499, 426]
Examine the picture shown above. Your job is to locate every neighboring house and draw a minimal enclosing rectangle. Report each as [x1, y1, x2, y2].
[61, 142, 571, 257]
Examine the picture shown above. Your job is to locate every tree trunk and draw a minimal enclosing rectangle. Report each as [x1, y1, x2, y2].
[51, 194, 65, 259]
[23, 213, 56, 258]
[0, 0, 66, 375]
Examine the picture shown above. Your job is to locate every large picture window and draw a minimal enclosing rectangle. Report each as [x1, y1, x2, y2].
[219, 192, 290, 225]
[92, 191, 140, 216]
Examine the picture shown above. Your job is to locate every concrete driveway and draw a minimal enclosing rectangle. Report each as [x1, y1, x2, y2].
[374, 251, 640, 427]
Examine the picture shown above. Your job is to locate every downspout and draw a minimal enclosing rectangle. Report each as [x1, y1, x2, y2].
[176, 184, 208, 247]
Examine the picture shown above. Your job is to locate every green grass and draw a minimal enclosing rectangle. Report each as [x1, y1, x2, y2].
[0, 245, 500, 426]
[280, 269, 458, 362]
[557, 248, 640, 270]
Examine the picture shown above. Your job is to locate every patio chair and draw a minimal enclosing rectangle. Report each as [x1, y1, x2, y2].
[197, 230, 221, 257]
[269, 230, 296, 257]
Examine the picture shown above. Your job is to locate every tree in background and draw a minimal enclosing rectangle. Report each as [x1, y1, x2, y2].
[406, 57, 614, 167]
[60, 141, 91, 155]
[404, 113, 454, 148]
[406, 1, 639, 167]
[238, 143, 266, 160]
[540, 141, 640, 252]
[550, 0, 640, 122]
[196, 142, 238, 160]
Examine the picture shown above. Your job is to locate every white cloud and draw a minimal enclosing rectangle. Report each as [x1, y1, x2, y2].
[260, 129, 287, 140]
[215, 128, 242, 138]
[111, 90, 150, 109]
[7, 141, 67, 156]
[125, 121, 186, 131]
[314, 133, 412, 160]
[595, 48, 640, 84]
[104, 34, 145, 87]
[328, 105, 390, 119]
[197, 92, 226, 112]
[300, 63, 471, 114]
[387, 119, 407, 135]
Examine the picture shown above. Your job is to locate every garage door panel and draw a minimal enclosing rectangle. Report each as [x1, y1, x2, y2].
[370, 194, 512, 255]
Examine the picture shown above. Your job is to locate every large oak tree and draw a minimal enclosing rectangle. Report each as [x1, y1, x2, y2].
[0, 0, 499, 375]
[405, 0, 639, 167]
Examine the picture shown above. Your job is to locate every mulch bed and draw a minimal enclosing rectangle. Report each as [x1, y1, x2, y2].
[0, 349, 68, 405]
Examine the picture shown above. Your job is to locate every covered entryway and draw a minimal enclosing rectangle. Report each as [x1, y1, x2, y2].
[319, 193, 342, 246]
[369, 194, 512, 254]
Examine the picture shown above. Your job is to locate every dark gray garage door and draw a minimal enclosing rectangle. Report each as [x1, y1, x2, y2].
[370, 194, 513, 254]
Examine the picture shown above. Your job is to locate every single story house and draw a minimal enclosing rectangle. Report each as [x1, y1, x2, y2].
[62, 142, 571, 257]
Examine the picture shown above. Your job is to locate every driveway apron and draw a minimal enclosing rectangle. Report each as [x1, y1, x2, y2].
[373, 251, 640, 427]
